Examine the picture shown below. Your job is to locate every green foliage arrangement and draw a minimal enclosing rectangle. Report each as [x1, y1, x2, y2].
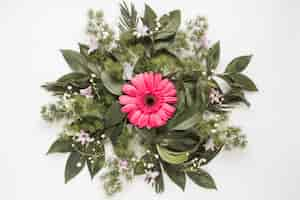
[41, 2, 257, 196]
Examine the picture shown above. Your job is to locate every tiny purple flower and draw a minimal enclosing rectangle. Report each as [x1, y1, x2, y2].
[75, 130, 94, 145]
[80, 86, 93, 98]
[119, 160, 129, 170]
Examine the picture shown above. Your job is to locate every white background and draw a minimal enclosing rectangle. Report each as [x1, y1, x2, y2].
[0, 0, 299, 200]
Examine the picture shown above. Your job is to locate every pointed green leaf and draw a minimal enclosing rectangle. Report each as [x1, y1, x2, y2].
[143, 4, 157, 29]
[225, 55, 252, 73]
[65, 152, 86, 183]
[101, 71, 123, 95]
[230, 73, 258, 91]
[155, 161, 165, 193]
[163, 163, 186, 191]
[134, 160, 146, 175]
[47, 138, 73, 154]
[224, 89, 250, 106]
[87, 155, 105, 179]
[187, 169, 217, 189]
[168, 109, 201, 131]
[60, 50, 89, 73]
[156, 145, 189, 165]
[207, 41, 220, 70]
[105, 102, 124, 128]
[155, 10, 181, 40]
[57, 72, 88, 83]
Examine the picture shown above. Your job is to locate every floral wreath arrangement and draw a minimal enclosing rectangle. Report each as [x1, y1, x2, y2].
[41, 2, 258, 196]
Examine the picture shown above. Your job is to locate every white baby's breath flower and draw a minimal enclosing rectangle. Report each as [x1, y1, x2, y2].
[145, 170, 160, 185]
[204, 137, 215, 151]
[102, 31, 109, 39]
[133, 19, 149, 38]
[88, 34, 99, 54]
[122, 62, 134, 80]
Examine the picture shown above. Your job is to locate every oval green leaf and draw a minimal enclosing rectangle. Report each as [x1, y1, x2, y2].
[65, 151, 86, 183]
[156, 145, 189, 165]
[101, 71, 123, 95]
[60, 50, 89, 73]
[47, 138, 73, 154]
[187, 169, 217, 189]
[225, 55, 252, 73]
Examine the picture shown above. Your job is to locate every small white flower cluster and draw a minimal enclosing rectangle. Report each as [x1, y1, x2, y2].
[209, 88, 224, 105]
[86, 9, 110, 54]
[187, 16, 209, 49]
[145, 170, 160, 185]
[191, 157, 207, 170]
[122, 62, 134, 80]
[204, 137, 215, 151]
[154, 19, 161, 31]
[133, 18, 161, 38]
[133, 19, 150, 38]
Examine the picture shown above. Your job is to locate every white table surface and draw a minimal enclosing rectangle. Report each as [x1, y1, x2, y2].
[0, 0, 299, 199]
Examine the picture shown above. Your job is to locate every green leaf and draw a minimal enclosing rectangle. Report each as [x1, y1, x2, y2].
[101, 71, 123, 95]
[134, 160, 146, 175]
[187, 169, 217, 189]
[155, 161, 165, 193]
[47, 138, 73, 154]
[60, 50, 89, 73]
[57, 72, 88, 83]
[168, 109, 201, 131]
[159, 132, 199, 152]
[143, 4, 157, 29]
[65, 151, 86, 183]
[105, 102, 124, 128]
[119, 1, 138, 32]
[225, 55, 252, 73]
[163, 163, 186, 191]
[207, 41, 220, 70]
[192, 145, 223, 166]
[155, 10, 181, 40]
[78, 43, 89, 57]
[156, 145, 189, 165]
[87, 155, 105, 179]
[230, 73, 258, 91]
[224, 89, 250, 106]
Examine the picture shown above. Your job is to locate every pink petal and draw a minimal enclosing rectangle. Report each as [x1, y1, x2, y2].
[129, 110, 142, 124]
[161, 82, 175, 93]
[144, 72, 154, 91]
[149, 113, 163, 127]
[156, 79, 169, 91]
[153, 73, 162, 89]
[131, 74, 146, 92]
[119, 95, 137, 105]
[122, 84, 138, 96]
[163, 89, 177, 97]
[161, 103, 176, 115]
[157, 109, 169, 121]
[137, 114, 148, 128]
[121, 104, 137, 113]
[162, 97, 177, 104]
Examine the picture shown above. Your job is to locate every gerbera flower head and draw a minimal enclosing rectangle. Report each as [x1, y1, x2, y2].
[119, 72, 177, 128]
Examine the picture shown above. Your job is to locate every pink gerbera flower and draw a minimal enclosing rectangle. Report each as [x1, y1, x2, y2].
[119, 72, 177, 128]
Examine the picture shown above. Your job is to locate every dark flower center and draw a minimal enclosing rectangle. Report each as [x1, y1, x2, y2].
[145, 95, 156, 106]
